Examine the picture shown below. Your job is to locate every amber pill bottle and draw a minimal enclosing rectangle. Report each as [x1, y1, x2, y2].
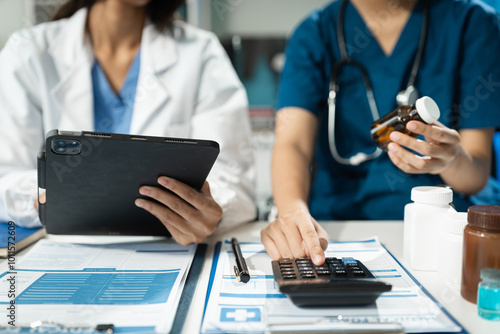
[370, 96, 440, 151]
[460, 205, 500, 304]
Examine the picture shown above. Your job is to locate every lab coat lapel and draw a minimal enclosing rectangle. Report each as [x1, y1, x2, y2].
[48, 8, 94, 131]
[130, 23, 178, 134]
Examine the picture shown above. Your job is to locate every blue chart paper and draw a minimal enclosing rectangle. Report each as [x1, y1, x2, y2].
[3, 270, 178, 305]
[201, 238, 465, 333]
[0, 239, 196, 333]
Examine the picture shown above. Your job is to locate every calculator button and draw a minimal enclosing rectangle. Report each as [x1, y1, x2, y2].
[282, 274, 297, 279]
[300, 271, 314, 275]
[297, 263, 311, 267]
[342, 257, 357, 265]
[300, 274, 316, 278]
[352, 270, 366, 277]
[316, 270, 331, 275]
[280, 264, 294, 268]
[314, 266, 329, 270]
[334, 269, 347, 276]
[328, 261, 342, 266]
[279, 258, 293, 264]
[299, 267, 313, 272]
[281, 268, 295, 273]
[349, 266, 362, 271]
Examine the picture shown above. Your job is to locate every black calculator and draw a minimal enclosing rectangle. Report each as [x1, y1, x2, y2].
[272, 257, 392, 307]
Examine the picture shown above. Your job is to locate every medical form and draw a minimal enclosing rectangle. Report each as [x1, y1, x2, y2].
[0, 238, 196, 333]
[201, 238, 464, 333]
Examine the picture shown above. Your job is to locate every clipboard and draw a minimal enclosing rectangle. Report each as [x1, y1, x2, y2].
[201, 239, 467, 334]
[171, 243, 207, 333]
[0, 239, 207, 333]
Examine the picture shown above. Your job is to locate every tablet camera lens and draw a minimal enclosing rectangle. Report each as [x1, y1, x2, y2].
[52, 139, 81, 155]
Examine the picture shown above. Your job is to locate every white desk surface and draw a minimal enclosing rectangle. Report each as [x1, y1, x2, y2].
[182, 220, 499, 334]
[3, 221, 498, 333]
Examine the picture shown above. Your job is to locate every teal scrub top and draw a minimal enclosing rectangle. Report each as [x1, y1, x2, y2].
[92, 49, 141, 134]
[277, 0, 500, 220]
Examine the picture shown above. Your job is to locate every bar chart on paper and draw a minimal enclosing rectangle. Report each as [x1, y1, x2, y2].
[10, 270, 179, 304]
[0, 239, 196, 333]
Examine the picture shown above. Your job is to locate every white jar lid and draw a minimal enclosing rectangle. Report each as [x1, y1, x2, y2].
[411, 186, 453, 205]
[415, 96, 440, 124]
[443, 212, 468, 234]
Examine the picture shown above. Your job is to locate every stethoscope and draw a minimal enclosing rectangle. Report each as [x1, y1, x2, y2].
[327, 0, 429, 166]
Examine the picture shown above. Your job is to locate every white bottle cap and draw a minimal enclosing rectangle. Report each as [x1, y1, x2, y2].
[443, 212, 468, 235]
[415, 96, 440, 124]
[411, 186, 453, 205]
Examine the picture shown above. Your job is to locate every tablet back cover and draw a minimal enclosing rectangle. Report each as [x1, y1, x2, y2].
[38, 131, 219, 236]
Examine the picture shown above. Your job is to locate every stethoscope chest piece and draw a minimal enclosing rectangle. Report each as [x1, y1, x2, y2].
[396, 85, 419, 106]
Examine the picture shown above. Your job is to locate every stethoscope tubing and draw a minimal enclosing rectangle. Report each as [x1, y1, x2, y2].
[327, 0, 429, 166]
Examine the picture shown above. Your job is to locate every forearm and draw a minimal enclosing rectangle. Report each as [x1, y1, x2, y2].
[439, 144, 490, 195]
[265, 141, 329, 264]
[271, 143, 312, 216]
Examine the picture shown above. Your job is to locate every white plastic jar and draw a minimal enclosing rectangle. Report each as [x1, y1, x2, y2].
[438, 212, 467, 286]
[404, 186, 455, 271]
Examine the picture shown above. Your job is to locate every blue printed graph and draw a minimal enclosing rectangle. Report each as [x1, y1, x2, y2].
[16, 271, 179, 304]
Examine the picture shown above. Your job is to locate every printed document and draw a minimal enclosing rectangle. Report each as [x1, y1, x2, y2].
[0, 238, 196, 333]
[202, 238, 463, 333]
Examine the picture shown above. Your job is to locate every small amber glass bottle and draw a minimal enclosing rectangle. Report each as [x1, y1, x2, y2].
[370, 96, 440, 151]
[460, 205, 500, 304]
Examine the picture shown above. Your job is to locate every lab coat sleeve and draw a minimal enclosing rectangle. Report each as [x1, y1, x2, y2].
[190, 33, 257, 230]
[0, 33, 44, 227]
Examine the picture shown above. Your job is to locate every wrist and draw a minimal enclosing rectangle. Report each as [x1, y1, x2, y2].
[439, 144, 462, 175]
[276, 201, 310, 219]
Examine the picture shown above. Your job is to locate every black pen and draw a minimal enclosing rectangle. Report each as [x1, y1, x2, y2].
[231, 237, 250, 283]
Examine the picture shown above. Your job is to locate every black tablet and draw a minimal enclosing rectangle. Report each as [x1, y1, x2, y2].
[37, 130, 220, 236]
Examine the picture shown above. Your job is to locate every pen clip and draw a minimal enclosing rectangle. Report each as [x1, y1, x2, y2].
[234, 265, 242, 282]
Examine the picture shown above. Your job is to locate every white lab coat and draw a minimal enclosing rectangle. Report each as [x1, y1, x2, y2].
[0, 9, 257, 229]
